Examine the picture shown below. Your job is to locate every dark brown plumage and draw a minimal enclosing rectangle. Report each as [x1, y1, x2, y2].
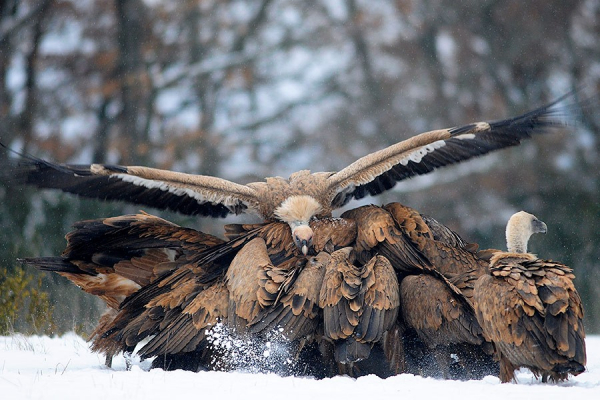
[473, 211, 586, 382]
[19, 212, 225, 367]
[20, 200, 503, 378]
[226, 237, 291, 330]
[248, 250, 328, 341]
[319, 248, 400, 365]
[399, 271, 494, 379]
[71, 216, 356, 373]
[357, 203, 496, 379]
[340, 205, 429, 274]
[20, 212, 224, 308]
[383, 203, 486, 280]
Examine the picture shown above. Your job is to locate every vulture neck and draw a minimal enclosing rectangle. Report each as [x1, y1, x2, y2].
[506, 217, 531, 254]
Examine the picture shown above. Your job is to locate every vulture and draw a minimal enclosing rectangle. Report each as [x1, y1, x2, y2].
[473, 211, 587, 383]
[21, 212, 361, 374]
[4, 92, 579, 257]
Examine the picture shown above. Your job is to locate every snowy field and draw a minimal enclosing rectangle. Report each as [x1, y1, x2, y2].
[1, 333, 599, 400]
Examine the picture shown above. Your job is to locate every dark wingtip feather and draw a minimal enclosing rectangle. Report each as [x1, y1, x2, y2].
[1, 144, 236, 218]
[18, 256, 95, 275]
[449, 90, 584, 138]
[488, 90, 585, 134]
[350, 89, 596, 202]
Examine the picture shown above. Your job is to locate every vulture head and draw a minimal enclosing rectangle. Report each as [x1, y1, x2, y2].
[505, 211, 547, 254]
[274, 195, 323, 255]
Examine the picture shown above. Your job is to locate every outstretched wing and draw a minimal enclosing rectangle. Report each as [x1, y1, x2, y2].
[327, 92, 579, 208]
[6, 152, 260, 218]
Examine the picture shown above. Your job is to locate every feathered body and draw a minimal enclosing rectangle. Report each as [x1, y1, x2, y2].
[473, 212, 586, 382]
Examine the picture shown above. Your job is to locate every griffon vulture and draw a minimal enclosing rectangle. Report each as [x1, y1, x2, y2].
[473, 211, 586, 383]
[5, 93, 579, 256]
[6, 93, 584, 376]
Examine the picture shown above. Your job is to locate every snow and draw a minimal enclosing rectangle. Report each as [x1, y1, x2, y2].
[1, 333, 599, 400]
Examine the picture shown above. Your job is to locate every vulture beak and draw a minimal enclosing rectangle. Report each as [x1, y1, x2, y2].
[292, 224, 314, 255]
[532, 218, 548, 234]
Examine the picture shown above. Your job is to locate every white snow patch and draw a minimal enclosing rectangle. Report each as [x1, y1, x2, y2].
[1, 334, 599, 399]
[205, 323, 299, 375]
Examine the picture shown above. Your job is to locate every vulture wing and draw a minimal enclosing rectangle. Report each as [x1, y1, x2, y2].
[326, 93, 579, 208]
[400, 270, 497, 380]
[6, 151, 260, 218]
[357, 255, 400, 344]
[384, 203, 487, 286]
[89, 262, 207, 359]
[341, 205, 430, 274]
[319, 248, 399, 364]
[226, 237, 294, 330]
[20, 212, 224, 309]
[248, 251, 330, 340]
[94, 269, 229, 370]
[400, 272, 484, 348]
[310, 218, 357, 254]
[137, 281, 229, 360]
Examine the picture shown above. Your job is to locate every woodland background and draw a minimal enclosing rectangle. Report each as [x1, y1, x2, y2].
[0, 0, 599, 336]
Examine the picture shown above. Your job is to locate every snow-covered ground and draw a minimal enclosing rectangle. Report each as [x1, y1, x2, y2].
[1, 333, 599, 400]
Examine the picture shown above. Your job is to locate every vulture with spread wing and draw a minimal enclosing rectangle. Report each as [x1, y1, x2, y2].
[6, 93, 578, 256]
[473, 212, 586, 383]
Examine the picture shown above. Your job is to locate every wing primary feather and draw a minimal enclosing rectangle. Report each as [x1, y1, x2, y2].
[327, 91, 585, 207]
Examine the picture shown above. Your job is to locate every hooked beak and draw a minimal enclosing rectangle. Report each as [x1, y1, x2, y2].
[301, 242, 309, 255]
[292, 225, 314, 256]
[532, 218, 548, 234]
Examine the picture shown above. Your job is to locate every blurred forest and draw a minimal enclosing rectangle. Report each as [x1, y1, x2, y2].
[0, 0, 599, 335]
